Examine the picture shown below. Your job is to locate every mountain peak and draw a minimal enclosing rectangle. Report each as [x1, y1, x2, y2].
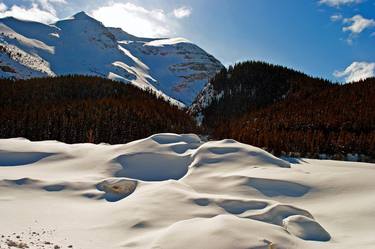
[0, 13, 223, 106]
[54, 11, 104, 28]
[72, 11, 94, 20]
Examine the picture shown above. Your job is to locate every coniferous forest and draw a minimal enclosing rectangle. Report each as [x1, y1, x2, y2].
[0, 76, 197, 144]
[198, 62, 375, 161]
[1, 62, 375, 161]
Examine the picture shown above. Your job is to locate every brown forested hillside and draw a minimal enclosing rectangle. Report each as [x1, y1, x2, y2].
[198, 61, 331, 130]
[191, 61, 375, 161]
[0, 76, 198, 144]
[213, 78, 375, 161]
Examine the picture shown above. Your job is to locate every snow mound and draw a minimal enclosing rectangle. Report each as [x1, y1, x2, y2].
[151, 215, 296, 249]
[2, 133, 374, 248]
[191, 139, 290, 168]
[249, 204, 313, 226]
[150, 133, 201, 145]
[283, 215, 331, 241]
[112, 134, 202, 181]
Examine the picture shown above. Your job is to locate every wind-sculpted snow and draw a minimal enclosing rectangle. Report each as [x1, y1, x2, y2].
[247, 177, 310, 197]
[0, 151, 55, 166]
[0, 12, 223, 106]
[283, 215, 331, 241]
[0, 134, 375, 248]
[114, 153, 191, 181]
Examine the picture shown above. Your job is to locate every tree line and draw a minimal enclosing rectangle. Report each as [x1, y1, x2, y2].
[0, 75, 198, 144]
[199, 61, 375, 161]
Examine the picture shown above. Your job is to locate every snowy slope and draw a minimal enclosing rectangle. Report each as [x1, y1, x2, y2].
[1, 134, 375, 249]
[0, 12, 223, 106]
[188, 82, 224, 124]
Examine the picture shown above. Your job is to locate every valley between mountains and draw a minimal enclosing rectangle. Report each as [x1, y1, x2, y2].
[1, 10, 375, 249]
[1, 13, 374, 161]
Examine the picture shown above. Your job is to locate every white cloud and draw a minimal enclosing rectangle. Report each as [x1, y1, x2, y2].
[0, 0, 66, 23]
[49, 0, 66, 2]
[33, 0, 67, 15]
[343, 15, 375, 34]
[0, 3, 7, 12]
[319, 0, 361, 7]
[0, 3, 58, 23]
[330, 14, 343, 22]
[91, 3, 174, 38]
[173, 6, 192, 19]
[334, 61, 375, 82]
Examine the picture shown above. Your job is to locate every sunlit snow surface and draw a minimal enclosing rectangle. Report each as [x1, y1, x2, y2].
[0, 12, 223, 106]
[1, 134, 374, 248]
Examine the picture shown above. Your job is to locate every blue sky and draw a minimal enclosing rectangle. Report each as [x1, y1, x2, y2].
[0, 0, 374, 82]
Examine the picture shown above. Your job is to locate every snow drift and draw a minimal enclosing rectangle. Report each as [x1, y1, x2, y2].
[0, 134, 374, 248]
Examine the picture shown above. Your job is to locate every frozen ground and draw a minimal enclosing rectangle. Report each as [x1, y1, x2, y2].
[0, 134, 374, 249]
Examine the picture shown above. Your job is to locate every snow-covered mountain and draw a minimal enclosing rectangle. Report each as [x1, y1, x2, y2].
[0, 12, 223, 106]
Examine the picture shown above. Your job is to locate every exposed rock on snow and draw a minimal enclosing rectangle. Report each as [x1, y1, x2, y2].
[96, 178, 137, 202]
[0, 133, 374, 248]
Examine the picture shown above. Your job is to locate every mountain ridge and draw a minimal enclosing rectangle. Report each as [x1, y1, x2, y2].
[0, 12, 223, 106]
